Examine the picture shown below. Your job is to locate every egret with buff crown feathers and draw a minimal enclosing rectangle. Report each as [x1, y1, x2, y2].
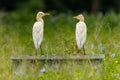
[32, 11, 50, 55]
[73, 14, 87, 54]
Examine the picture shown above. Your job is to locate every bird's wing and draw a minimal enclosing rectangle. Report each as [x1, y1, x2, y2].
[76, 22, 87, 49]
[77, 22, 86, 36]
[33, 22, 43, 34]
[32, 22, 43, 49]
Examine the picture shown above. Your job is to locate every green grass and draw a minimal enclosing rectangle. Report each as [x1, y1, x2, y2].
[0, 10, 120, 80]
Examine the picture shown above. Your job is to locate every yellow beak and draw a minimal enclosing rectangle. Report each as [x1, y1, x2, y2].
[44, 13, 50, 16]
[73, 16, 78, 19]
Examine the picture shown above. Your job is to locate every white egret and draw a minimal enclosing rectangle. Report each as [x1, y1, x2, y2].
[32, 11, 50, 54]
[73, 14, 87, 54]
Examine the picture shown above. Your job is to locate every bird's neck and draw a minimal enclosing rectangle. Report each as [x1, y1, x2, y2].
[80, 21, 84, 23]
[37, 18, 44, 24]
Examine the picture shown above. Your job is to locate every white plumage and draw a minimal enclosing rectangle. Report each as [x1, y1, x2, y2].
[32, 11, 50, 50]
[33, 21, 43, 49]
[76, 21, 87, 49]
[74, 14, 87, 52]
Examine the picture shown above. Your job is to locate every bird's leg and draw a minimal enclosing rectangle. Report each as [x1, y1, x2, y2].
[75, 44, 78, 49]
[35, 49, 38, 55]
[83, 45, 86, 55]
[77, 47, 81, 53]
[32, 49, 38, 68]
[40, 45, 43, 55]
[77, 49, 80, 53]
[75, 44, 80, 53]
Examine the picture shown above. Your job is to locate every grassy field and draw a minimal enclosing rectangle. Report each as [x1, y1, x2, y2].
[0, 10, 120, 80]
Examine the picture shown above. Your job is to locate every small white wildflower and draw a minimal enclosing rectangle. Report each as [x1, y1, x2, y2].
[111, 53, 115, 58]
[39, 67, 46, 73]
